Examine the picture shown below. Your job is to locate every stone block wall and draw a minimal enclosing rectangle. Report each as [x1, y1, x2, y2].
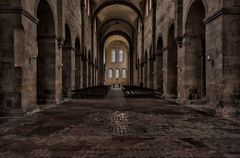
[0, 0, 94, 113]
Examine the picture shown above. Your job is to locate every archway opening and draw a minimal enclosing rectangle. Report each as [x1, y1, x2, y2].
[62, 24, 72, 97]
[167, 24, 178, 97]
[157, 37, 163, 93]
[103, 35, 130, 87]
[37, 0, 56, 104]
[82, 49, 87, 88]
[75, 38, 81, 89]
[185, 0, 206, 100]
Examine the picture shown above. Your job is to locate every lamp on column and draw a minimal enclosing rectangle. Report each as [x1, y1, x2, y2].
[177, 65, 182, 71]
[207, 55, 214, 66]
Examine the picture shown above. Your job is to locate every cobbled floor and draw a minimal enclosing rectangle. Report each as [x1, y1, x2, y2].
[0, 88, 240, 158]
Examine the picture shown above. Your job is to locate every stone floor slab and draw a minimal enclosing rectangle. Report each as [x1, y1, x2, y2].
[0, 88, 239, 158]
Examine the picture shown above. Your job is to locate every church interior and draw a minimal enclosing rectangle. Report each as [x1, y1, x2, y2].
[0, 0, 240, 157]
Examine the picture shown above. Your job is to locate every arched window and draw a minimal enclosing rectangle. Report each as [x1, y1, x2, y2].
[111, 50, 116, 63]
[108, 69, 113, 78]
[119, 50, 124, 62]
[122, 69, 127, 78]
[115, 69, 120, 78]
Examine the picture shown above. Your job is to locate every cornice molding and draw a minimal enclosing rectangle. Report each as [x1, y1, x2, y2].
[0, 6, 39, 24]
[204, 7, 240, 24]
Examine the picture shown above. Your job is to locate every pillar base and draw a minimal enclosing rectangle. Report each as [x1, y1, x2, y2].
[216, 100, 240, 116]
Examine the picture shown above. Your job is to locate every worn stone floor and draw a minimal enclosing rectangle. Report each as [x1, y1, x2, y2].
[0, 88, 240, 158]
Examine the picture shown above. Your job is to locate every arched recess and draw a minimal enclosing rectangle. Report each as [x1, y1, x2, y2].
[62, 24, 73, 97]
[100, 31, 133, 85]
[104, 37, 130, 86]
[157, 36, 164, 93]
[185, 0, 206, 100]
[37, 0, 56, 104]
[92, 1, 143, 25]
[167, 24, 178, 97]
[75, 37, 81, 89]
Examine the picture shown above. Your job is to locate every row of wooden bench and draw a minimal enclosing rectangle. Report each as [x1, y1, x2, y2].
[72, 86, 111, 99]
[122, 86, 158, 98]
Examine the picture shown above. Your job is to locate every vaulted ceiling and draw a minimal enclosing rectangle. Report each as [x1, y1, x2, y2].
[92, 0, 146, 43]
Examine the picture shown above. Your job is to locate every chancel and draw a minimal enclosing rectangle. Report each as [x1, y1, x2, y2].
[0, 0, 240, 157]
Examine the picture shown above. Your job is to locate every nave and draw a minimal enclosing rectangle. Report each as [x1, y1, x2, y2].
[0, 89, 240, 158]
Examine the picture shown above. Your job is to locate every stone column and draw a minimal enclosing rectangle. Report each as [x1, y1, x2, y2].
[75, 53, 81, 89]
[57, 37, 64, 102]
[204, 8, 240, 115]
[62, 46, 75, 97]
[149, 57, 155, 89]
[140, 62, 144, 87]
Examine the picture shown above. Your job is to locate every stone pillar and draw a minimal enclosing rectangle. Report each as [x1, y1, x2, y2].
[88, 62, 91, 87]
[85, 59, 88, 87]
[176, 36, 184, 103]
[92, 65, 95, 86]
[62, 46, 75, 97]
[153, 60, 157, 90]
[162, 47, 168, 97]
[140, 62, 144, 87]
[56, 37, 64, 103]
[204, 8, 240, 115]
[75, 53, 81, 89]
[95, 66, 98, 86]
[149, 57, 155, 89]
[80, 57, 83, 88]
[144, 60, 148, 88]
[1, 26, 22, 112]
[82, 57, 87, 88]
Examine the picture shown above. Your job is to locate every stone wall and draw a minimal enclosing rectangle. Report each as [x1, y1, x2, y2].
[153, 0, 240, 115]
[0, 0, 93, 113]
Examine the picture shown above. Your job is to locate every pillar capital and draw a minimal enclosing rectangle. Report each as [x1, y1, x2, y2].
[175, 35, 183, 48]
[57, 37, 65, 49]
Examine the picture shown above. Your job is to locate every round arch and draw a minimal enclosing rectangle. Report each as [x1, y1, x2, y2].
[101, 31, 132, 47]
[104, 35, 130, 49]
[99, 31, 133, 85]
[92, 1, 143, 24]
[35, 0, 56, 28]
[184, 0, 208, 29]
[98, 18, 137, 35]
